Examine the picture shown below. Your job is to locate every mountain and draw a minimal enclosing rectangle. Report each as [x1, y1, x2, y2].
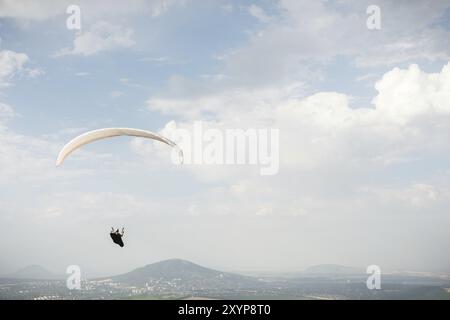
[303, 264, 365, 275]
[5, 265, 64, 280]
[111, 259, 261, 290]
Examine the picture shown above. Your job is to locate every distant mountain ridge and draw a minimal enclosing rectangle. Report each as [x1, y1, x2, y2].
[4, 265, 64, 280]
[2, 261, 445, 284]
[111, 258, 260, 290]
[303, 264, 365, 275]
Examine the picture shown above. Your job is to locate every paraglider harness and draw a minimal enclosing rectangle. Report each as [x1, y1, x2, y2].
[110, 227, 125, 247]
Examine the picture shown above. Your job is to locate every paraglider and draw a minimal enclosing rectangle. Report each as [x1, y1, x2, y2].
[56, 128, 183, 248]
[110, 228, 125, 247]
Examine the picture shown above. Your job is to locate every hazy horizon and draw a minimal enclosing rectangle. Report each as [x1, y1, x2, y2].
[1, 1, 450, 278]
[5, 257, 449, 280]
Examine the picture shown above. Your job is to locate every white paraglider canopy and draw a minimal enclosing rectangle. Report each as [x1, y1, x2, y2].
[56, 128, 182, 166]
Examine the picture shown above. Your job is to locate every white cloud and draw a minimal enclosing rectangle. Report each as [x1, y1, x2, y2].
[0, 0, 64, 21]
[75, 71, 90, 76]
[157, 61, 450, 164]
[25, 67, 44, 78]
[220, 3, 233, 14]
[140, 56, 188, 66]
[55, 21, 135, 57]
[118, 77, 145, 88]
[110, 90, 124, 98]
[140, 61, 450, 227]
[0, 0, 183, 21]
[219, 0, 450, 87]
[35, 192, 150, 222]
[147, 0, 186, 17]
[373, 63, 450, 124]
[0, 102, 93, 188]
[0, 50, 29, 87]
[276, 63, 450, 172]
[147, 79, 305, 119]
[363, 183, 442, 209]
[0, 102, 14, 125]
[248, 4, 271, 23]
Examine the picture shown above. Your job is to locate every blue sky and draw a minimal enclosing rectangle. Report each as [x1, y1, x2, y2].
[1, 0, 450, 276]
[2, 1, 265, 134]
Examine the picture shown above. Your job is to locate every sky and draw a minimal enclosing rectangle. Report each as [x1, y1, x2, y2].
[1, 0, 450, 277]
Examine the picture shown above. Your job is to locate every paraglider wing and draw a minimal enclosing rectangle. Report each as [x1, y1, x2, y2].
[56, 128, 183, 166]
